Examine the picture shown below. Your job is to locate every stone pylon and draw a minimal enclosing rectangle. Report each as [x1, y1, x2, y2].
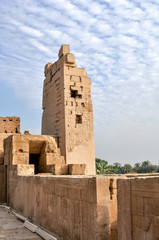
[42, 45, 95, 174]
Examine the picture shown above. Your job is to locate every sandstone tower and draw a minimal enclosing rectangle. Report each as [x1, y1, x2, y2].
[42, 45, 95, 174]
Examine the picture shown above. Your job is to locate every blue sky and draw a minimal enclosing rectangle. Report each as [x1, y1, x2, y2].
[0, 0, 159, 165]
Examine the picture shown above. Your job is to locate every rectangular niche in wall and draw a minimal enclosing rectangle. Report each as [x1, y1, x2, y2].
[70, 88, 82, 99]
[76, 114, 82, 124]
[29, 140, 45, 174]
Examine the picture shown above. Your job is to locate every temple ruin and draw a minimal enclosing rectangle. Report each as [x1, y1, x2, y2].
[0, 116, 20, 134]
[0, 45, 158, 240]
[42, 44, 95, 175]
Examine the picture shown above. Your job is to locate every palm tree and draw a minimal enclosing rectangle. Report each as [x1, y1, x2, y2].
[133, 163, 141, 173]
[113, 162, 122, 174]
[123, 164, 132, 173]
[140, 160, 151, 173]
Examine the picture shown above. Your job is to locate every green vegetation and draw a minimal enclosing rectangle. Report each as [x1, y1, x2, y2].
[96, 158, 159, 174]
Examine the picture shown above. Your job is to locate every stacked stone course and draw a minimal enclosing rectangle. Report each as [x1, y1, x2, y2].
[42, 45, 95, 175]
[0, 116, 20, 165]
[0, 117, 20, 133]
[118, 176, 159, 240]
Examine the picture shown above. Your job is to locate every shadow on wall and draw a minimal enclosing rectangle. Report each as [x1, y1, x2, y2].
[29, 140, 45, 174]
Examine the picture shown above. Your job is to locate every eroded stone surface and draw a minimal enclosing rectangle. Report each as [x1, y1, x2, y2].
[0, 117, 20, 165]
[8, 174, 120, 240]
[42, 44, 95, 175]
[117, 176, 159, 240]
[3, 134, 64, 175]
[0, 117, 20, 134]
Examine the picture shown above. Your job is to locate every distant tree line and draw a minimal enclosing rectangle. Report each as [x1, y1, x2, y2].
[96, 158, 159, 174]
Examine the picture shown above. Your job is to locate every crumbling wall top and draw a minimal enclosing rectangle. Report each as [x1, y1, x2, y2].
[0, 116, 20, 134]
[58, 44, 70, 58]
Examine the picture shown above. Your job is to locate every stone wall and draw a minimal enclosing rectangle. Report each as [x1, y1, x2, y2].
[42, 45, 95, 175]
[0, 165, 6, 203]
[3, 134, 66, 174]
[0, 116, 20, 164]
[1, 134, 120, 239]
[7, 173, 119, 240]
[0, 117, 20, 134]
[0, 134, 13, 164]
[1, 133, 119, 239]
[3, 134, 86, 175]
[117, 176, 159, 240]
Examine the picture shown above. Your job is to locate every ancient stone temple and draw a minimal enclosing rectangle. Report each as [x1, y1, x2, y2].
[42, 45, 95, 175]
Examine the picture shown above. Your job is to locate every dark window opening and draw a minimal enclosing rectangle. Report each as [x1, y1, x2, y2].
[3, 120, 6, 122]
[71, 90, 77, 98]
[81, 103, 85, 107]
[15, 128, 18, 133]
[29, 154, 40, 174]
[9, 119, 12, 121]
[5, 130, 7, 133]
[57, 137, 60, 148]
[71, 90, 82, 99]
[76, 115, 82, 124]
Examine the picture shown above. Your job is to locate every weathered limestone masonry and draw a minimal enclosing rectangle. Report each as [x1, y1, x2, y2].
[8, 171, 120, 240]
[117, 176, 159, 240]
[0, 131, 120, 240]
[0, 117, 20, 203]
[3, 134, 86, 176]
[0, 116, 20, 134]
[42, 45, 95, 175]
[0, 116, 20, 164]
[0, 134, 10, 164]
[3, 134, 66, 175]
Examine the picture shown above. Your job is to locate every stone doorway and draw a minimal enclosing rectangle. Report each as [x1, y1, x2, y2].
[29, 140, 45, 174]
[29, 154, 40, 174]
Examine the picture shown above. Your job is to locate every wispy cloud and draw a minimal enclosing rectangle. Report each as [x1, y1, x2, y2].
[0, 0, 159, 163]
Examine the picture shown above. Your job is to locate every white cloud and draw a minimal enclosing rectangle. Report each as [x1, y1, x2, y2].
[0, 0, 159, 163]
[29, 38, 50, 54]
